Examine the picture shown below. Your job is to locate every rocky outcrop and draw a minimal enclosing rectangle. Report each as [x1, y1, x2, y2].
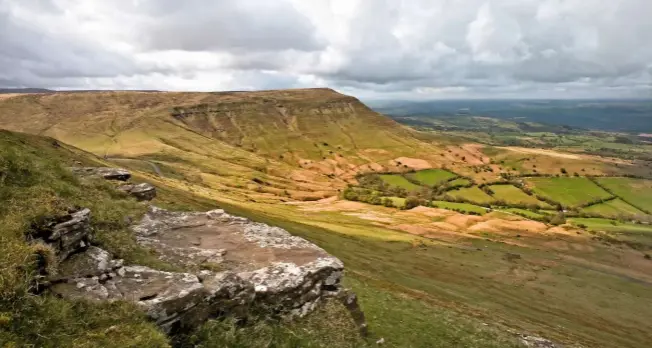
[45, 205, 361, 335]
[29, 208, 92, 261]
[118, 183, 157, 201]
[70, 167, 131, 181]
[131, 206, 346, 320]
[45, 168, 364, 335]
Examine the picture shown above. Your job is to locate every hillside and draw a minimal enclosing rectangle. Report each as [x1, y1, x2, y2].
[2, 90, 652, 347]
[0, 89, 439, 202]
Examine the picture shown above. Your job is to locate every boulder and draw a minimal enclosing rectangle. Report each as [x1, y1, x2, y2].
[118, 183, 157, 201]
[70, 167, 131, 181]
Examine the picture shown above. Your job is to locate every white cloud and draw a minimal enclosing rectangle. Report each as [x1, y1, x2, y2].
[0, 0, 650, 99]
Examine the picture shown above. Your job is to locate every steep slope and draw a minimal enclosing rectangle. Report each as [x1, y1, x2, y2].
[0, 89, 438, 201]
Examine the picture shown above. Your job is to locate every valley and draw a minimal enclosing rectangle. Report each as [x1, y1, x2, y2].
[1, 89, 651, 347]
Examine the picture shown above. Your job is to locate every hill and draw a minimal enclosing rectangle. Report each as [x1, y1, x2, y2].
[2, 90, 652, 347]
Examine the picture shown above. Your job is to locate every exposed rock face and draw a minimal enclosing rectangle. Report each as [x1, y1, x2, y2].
[132, 207, 345, 317]
[30, 208, 92, 261]
[49, 205, 361, 335]
[520, 335, 563, 348]
[118, 183, 157, 201]
[70, 167, 131, 181]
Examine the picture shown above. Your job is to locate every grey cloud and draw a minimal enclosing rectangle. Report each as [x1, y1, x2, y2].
[134, 0, 323, 53]
[0, 0, 649, 98]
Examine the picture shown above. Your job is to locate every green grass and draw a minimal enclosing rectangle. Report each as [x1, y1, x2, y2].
[569, 218, 652, 234]
[489, 185, 548, 207]
[527, 177, 612, 207]
[447, 178, 472, 188]
[385, 196, 406, 208]
[594, 177, 652, 213]
[379, 174, 422, 191]
[447, 187, 495, 205]
[431, 201, 488, 215]
[582, 199, 646, 218]
[0, 130, 170, 347]
[503, 208, 545, 220]
[406, 169, 457, 186]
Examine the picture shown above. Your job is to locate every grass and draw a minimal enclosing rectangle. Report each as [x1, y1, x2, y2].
[526, 177, 612, 207]
[431, 201, 488, 215]
[569, 218, 652, 234]
[379, 174, 422, 191]
[594, 177, 652, 213]
[384, 196, 406, 208]
[502, 208, 545, 220]
[447, 178, 472, 188]
[582, 198, 646, 218]
[0, 130, 170, 346]
[406, 169, 457, 186]
[489, 185, 548, 207]
[447, 187, 495, 205]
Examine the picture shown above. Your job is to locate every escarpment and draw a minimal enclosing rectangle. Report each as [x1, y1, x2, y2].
[33, 166, 365, 335]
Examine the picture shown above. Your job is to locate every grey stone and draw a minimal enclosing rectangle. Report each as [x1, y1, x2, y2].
[118, 183, 157, 201]
[70, 167, 131, 181]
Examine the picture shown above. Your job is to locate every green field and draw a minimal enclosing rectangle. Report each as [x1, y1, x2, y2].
[582, 198, 646, 218]
[406, 169, 457, 186]
[380, 174, 422, 191]
[447, 178, 472, 188]
[432, 201, 488, 215]
[594, 177, 652, 213]
[503, 208, 545, 220]
[569, 218, 652, 234]
[489, 184, 548, 207]
[447, 187, 495, 205]
[527, 177, 612, 207]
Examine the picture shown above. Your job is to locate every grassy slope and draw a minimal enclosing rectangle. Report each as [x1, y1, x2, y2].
[582, 198, 646, 217]
[527, 177, 612, 207]
[594, 177, 652, 213]
[406, 169, 457, 186]
[0, 130, 527, 347]
[431, 201, 488, 215]
[379, 174, 422, 191]
[448, 187, 495, 205]
[489, 185, 547, 207]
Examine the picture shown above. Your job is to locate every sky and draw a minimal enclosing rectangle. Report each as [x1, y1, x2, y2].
[1, 0, 651, 100]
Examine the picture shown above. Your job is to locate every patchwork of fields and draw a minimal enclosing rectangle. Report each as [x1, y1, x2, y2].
[351, 169, 652, 224]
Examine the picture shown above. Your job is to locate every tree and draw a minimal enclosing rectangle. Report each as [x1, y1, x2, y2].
[404, 196, 422, 210]
[549, 212, 566, 225]
[560, 168, 567, 174]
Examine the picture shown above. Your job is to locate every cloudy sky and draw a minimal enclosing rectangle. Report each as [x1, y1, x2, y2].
[1, 0, 650, 100]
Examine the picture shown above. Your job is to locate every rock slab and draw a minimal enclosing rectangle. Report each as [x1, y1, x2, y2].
[50, 206, 362, 334]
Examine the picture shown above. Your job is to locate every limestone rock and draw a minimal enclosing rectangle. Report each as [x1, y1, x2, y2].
[70, 167, 131, 181]
[30, 208, 92, 261]
[132, 206, 345, 316]
[118, 183, 157, 201]
[51, 264, 255, 333]
[50, 206, 358, 335]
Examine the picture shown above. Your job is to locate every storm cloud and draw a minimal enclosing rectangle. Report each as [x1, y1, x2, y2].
[0, 0, 650, 99]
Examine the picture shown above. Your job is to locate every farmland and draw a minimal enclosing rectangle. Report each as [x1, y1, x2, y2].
[380, 174, 422, 191]
[526, 177, 612, 207]
[447, 186, 495, 205]
[406, 169, 457, 186]
[582, 198, 646, 218]
[489, 184, 548, 207]
[594, 177, 652, 213]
